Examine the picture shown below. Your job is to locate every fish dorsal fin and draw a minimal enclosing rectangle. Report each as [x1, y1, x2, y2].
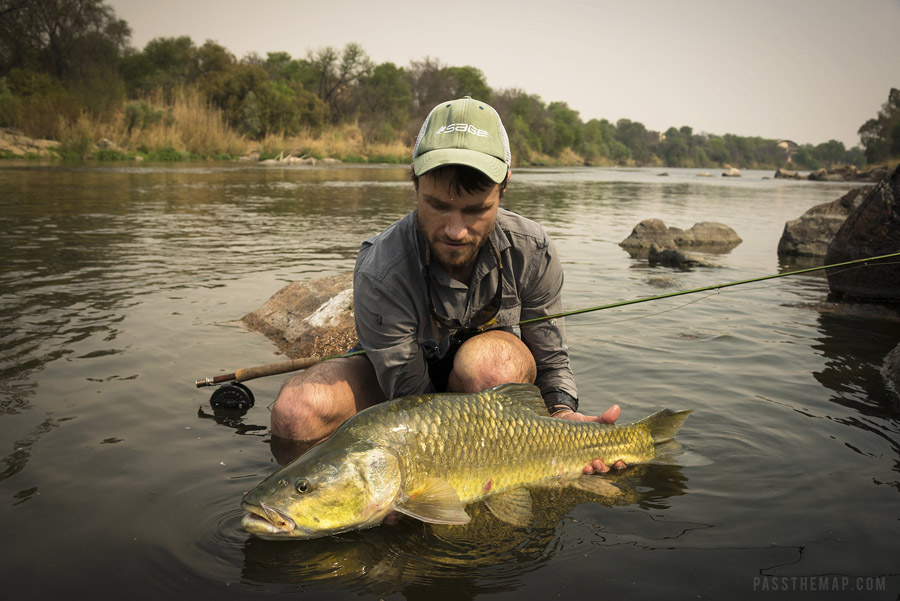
[395, 478, 470, 525]
[487, 383, 550, 417]
[483, 487, 533, 527]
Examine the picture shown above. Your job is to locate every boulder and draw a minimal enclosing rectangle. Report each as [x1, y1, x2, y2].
[773, 164, 887, 182]
[242, 273, 357, 359]
[774, 168, 804, 180]
[674, 222, 743, 247]
[777, 186, 869, 256]
[825, 163, 900, 302]
[722, 167, 741, 177]
[809, 168, 845, 182]
[620, 219, 741, 252]
[619, 218, 679, 250]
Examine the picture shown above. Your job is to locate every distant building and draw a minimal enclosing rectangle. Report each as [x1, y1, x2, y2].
[777, 140, 799, 163]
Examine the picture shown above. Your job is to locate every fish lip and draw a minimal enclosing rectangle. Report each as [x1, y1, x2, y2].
[241, 501, 298, 535]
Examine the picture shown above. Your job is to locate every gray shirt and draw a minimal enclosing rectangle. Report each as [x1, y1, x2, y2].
[353, 208, 576, 403]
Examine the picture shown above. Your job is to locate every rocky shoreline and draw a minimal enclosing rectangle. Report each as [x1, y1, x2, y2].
[774, 164, 890, 182]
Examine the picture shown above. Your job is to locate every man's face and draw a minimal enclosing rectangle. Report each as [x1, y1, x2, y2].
[415, 169, 503, 282]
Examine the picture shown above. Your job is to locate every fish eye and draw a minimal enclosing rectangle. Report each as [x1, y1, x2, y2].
[296, 479, 311, 493]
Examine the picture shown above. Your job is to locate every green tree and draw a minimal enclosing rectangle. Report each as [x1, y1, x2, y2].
[615, 119, 653, 164]
[202, 62, 326, 138]
[407, 56, 455, 121]
[0, 0, 130, 78]
[442, 65, 491, 102]
[810, 139, 846, 165]
[582, 118, 629, 163]
[660, 126, 689, 166]
[120, 35, 198, 96]
[357, 62, 411, 141]
[546, 101, 583, 155]
[195, 40, 234, 79]
[0, 0, 129, 133]
[492, 88, 553, 160]
[859, 88, 900, 163]
[307, 42, 372, 119]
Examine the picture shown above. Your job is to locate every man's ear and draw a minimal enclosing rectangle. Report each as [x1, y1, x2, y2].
[410, 163, 418, 191]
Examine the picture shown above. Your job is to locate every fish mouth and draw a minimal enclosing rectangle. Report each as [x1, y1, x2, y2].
[241, 501, 299, 537]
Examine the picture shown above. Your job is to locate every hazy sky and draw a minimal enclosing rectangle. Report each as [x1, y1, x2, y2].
[107, 0, 900, 148]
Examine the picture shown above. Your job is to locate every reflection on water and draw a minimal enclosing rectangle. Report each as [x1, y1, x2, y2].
[812, 310, 900, 428]
[239, 463, 688, 596]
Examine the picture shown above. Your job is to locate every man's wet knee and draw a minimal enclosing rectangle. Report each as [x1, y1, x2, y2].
[450, 331, 536, 392]
[271, 378, 335, 440]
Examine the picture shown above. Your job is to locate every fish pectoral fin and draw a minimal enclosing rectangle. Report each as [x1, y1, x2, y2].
[482, 488, 533, 527]
[530, 475, 623, 500]
[570, 475, 623, 499]
[396, 478, 470, 525]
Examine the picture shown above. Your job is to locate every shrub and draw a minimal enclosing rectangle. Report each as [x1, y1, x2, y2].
[94, 148, 129, 161]
[147, 147, 186, 161]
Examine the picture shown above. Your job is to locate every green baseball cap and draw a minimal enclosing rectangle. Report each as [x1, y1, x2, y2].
[412, 96, 511, 183]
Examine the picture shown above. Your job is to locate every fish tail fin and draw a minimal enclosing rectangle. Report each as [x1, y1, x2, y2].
[638, 409, 692, 444]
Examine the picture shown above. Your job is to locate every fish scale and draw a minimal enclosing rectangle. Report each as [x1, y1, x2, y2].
[241, 382, 690, 539]
[354, 387, 658, 504]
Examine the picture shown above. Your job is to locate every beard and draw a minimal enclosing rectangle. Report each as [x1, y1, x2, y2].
[417, 214, 494, 279]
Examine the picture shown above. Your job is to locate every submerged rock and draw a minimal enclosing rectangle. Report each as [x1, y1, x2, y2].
[648, 244, 717, 268]
[777, 186, 870, 257]
[825, 163, 900, 302]
[647, 275, 680, 288]
[243, 273, 357, 358]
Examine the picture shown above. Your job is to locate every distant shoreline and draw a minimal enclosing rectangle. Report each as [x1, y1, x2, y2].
[0, 126, 894, 183]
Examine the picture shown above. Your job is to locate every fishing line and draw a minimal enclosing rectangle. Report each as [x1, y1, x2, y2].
[517, 251, 900, 327]
[564, 259, 900, 326]
[195, 250, 900, 392]
[568, 291, 721, 326]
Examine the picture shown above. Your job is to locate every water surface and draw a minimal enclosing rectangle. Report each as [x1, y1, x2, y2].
[1, 162, 897, 599]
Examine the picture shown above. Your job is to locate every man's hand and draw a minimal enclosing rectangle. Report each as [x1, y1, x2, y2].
[553, 405, 627, 474]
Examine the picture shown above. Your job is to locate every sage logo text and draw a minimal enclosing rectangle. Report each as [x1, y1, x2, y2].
[436, 124, 488, 137]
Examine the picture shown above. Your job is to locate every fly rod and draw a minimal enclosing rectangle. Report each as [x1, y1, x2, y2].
[194, 250, 900, 389]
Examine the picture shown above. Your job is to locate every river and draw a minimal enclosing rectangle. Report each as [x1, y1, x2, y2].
[1, 162, 897, 599]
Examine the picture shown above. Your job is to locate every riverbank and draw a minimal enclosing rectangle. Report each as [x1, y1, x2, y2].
[0, 123, 410, 164]
[1, 124, 895, 177]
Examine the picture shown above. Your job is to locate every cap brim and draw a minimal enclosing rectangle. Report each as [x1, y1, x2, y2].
[413, 149, 508, 184]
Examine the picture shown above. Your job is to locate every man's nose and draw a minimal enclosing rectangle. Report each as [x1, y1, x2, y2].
[444, 212, 467, 240]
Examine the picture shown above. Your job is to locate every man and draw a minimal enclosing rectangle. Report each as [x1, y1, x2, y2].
[272, 96, 624, 474]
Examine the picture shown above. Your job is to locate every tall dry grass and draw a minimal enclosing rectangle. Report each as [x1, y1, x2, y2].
[122, 88, 248, 157]
[256, 122, 411, 163]
[51, 87, 413, 161]
[53, 87, 247, 158]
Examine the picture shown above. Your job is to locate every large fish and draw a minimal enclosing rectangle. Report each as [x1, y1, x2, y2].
[241, 383, 691, 539]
